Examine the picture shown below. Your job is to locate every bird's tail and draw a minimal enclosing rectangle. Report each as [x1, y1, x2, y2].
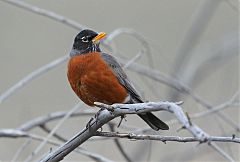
[138, 113, 169, 131]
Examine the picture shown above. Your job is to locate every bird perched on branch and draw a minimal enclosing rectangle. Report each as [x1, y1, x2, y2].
[67, 29, 169, 131]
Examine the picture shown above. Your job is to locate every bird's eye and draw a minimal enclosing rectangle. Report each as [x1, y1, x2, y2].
[81, 36, 89, 43]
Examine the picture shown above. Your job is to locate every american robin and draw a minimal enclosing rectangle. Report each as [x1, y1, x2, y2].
[67, 29, 169, 131]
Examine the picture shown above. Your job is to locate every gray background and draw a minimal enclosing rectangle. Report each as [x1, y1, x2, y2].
[0, 0, 239, 161]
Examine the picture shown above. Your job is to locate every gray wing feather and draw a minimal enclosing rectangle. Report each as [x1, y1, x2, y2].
[100, 53, 143, 103]
[100, 53, 170, 130]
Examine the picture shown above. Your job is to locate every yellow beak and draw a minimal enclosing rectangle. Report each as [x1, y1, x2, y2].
[92, 32, 106, 43]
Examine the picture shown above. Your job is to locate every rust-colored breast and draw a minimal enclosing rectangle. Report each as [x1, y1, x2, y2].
[67, 52, 128, 106]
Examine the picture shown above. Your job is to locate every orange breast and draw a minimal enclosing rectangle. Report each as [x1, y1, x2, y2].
[67, 52, 128, 106]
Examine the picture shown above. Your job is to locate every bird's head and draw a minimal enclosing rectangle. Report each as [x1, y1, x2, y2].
[70, 29, 106, 57]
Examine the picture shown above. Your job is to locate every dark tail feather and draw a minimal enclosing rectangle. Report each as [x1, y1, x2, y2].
[138, 112, 169, 131]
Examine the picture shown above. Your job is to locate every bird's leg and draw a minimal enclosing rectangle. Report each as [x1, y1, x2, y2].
[86, 117, 94, 130]
[117, 115, 126, 127]
[93, 108, 106, 131]
[95, 107, 106, 124]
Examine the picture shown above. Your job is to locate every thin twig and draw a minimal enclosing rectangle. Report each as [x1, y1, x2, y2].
[105, 28, 152, 67]
[171, 0, 222, 80]
[209, 143, 235, 162]
[166, 92, 239, 126]
[0, 55, 68, 103]
[1, 0, 86, 30]
[191, 92, 239, 119]
[11, 139, 32, 162]
[0, 129, 113, 162]
[40, 124, 67, 142]
[94, 131, 240, 144]
[24, 103, 82, 162]
[18, 109, 96, 131]
[108, 123, 133, 162]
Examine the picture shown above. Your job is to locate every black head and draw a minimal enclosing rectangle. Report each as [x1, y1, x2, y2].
[70, 29, 106, 57]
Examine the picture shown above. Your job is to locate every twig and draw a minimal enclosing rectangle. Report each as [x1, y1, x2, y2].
[105, 28, 152, 66]
[191, 92, 239, 119]
[106, 28, 164, 99]
[123, 51, 143, 69]
[40, 124, 67, 142]
[166, 92, 239, 126]
[108, 124, 132, 162]
[209, 143, 235, 162]
[40, 109, 115, 162]
[1, 0, 86, 30]
[0, 129, 113, 162]
[24, 103, 82, 162]
[94, 131, 240, 144]
[11, 139, 32, 162]
[18, 109, 96, 131]
[171, 0, 222, 80]
[0, 55, 69, 103]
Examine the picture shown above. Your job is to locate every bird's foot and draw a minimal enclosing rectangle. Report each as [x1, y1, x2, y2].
[117, 115, 126, 127]
[86, 117, 94, 130]
[95, 108, 106, 124]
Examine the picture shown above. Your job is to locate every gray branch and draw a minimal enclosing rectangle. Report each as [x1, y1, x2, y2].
[39, 101, 209, 162]
[94, 132, 240, 144]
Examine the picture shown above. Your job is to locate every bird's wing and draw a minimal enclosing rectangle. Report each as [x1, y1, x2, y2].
[100, 53, 143, 103]
[100, 53, 169, 130]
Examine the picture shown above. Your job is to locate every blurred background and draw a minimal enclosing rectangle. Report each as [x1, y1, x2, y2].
[0, 0, 239, 161]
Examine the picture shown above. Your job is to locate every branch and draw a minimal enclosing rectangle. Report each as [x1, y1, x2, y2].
[190, 92, 239, 119]
[24, 103, 82, 162]
[0, 129, 113, 162]
[94, 132, 240, 144]
[1, 0, 86, 30]
[40, 109, 115, 162]
[0, 55, 68, 103]
[108, 123, 133, 162]
[18, 109, 96, 131]
[40, 101, 238, 161]
[171, 0, 222, 79]
[39, 101, 208, 162]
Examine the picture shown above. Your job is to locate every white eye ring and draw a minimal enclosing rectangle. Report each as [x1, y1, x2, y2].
[81, 36, 89, 42]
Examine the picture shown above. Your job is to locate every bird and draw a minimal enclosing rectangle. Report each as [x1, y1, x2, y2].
[67, 29, 169, 131]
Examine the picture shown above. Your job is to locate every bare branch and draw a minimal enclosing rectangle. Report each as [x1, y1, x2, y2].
[0, 129, 113, 162]
[171, 0, 222, 79]
[39, 101, 207, 162]
[166, 92, 239, 126]
[1, 0, 86, 30]
[18, 109, 96, 131]
[0, 55, 68, 103]
[40, 109, 115, 162]
[191, 92, 239, 119]
[94, 131, 240, 144]
[209, 143, 236, 162]
[108, 124, 133, 162]
[12, 139, 32, 162]
[24, 103, 82, 162]
[39, 101, 237, 161]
